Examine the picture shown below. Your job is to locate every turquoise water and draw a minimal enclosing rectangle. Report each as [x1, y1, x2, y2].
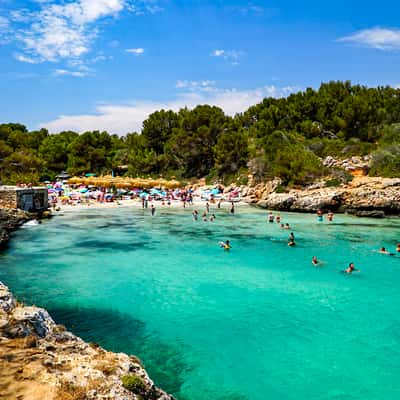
[1, 206, 400, 400]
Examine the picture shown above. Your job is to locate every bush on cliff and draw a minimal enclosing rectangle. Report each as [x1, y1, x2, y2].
[121, 374, 147, 395]
[369, 145, 400, 178]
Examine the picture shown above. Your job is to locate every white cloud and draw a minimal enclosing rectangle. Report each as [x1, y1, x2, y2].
[238, 5, 264, 14]
[338, 28, 400, 50]
[41, 85, 297, 135]
[0, 15, 9, 29]
[126, 47, 145, 55]
[212, 49, 225, 57]
[54, 69, 88, 77]
[14, 53, 38, 63]
[211, 49, 243, 65]
[9, 0, 158, 64]
[175, 80, 216, 90]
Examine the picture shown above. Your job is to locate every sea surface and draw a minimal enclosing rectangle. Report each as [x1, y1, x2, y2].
[1, 205, 400, 400]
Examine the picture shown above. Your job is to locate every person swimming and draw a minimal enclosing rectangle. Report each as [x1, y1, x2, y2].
[378, 247, 390, 254]
[276, 214, 281, 223]
[288, 232, 296, 246]
[377, 247, 395, 256]
[268, 212, 274, 223]
[344, 262, 359, 274]
[220, 240, 231, 250]
[284, 223, 291, 230]
[397, 243, 400, 253]
[327, 211, 334, 222]
[312, 256, 321, 266]
[210, 214, 216, 222]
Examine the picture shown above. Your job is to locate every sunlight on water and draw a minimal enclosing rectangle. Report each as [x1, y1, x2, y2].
[1, 206, 400, 400]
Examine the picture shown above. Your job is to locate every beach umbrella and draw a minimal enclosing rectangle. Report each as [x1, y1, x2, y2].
[79, 188, 88, 193]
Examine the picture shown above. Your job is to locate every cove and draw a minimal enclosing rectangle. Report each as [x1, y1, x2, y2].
[1, 206, 400, 400]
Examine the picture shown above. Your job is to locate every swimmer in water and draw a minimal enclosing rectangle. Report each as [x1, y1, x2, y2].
[268, 212, 274, 223]
[377, 246, 395, 256]
[312, 256, 321, 266]
[284, 223, 291, 230]
[378, 247, 390, 254]
[192, 210, 198, 221]
[276, 214, 281, 223]
[327, 211, 334, 222]
[344, 262, 359, 274]
[397, 243, 400, 253]
[288, 232, 296, 247]
[220, 240, 231, 250]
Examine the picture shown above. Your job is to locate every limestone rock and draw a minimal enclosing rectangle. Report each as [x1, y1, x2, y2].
[0, 281, 175, 400]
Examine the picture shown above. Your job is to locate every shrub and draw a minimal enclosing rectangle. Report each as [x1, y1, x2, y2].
[369, 145, 400, 178]
[121, 375, 147, 395]
[325, 178, 341, 187]
[275, 185, 287, 193]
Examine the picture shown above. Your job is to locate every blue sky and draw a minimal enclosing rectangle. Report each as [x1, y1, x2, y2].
[1, 0, 400, 134]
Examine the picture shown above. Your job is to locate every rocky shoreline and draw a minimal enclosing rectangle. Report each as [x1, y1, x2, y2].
[0, 282, 174, 400]
[0, 208, 34, 249]
[242, 177, 400, 217]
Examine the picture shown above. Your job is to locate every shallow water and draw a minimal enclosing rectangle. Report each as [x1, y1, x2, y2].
[1, 206, 400, 400]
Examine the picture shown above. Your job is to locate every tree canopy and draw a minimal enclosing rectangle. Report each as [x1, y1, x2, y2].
[1, 81, 400, 186]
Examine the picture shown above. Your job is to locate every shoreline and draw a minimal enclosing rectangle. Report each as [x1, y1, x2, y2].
[242, 176, 400, 218]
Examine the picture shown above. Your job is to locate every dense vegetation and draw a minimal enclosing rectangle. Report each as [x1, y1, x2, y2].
[1, 81, 400, 187]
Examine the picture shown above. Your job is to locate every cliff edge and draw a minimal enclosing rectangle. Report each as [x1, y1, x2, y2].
[0, 281, 174, 400]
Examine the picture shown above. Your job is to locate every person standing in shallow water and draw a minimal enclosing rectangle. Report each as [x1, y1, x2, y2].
[230, 202, 235, 214]
[151, 204, 156, 216]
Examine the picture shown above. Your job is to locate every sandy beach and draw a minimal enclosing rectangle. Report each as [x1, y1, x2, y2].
[54, 198, 247, 212]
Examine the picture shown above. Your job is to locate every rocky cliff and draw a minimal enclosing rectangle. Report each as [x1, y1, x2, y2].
[242, 177, 400, 217]
[0, 281, 174, 400]
[0, 208, 32, 248]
